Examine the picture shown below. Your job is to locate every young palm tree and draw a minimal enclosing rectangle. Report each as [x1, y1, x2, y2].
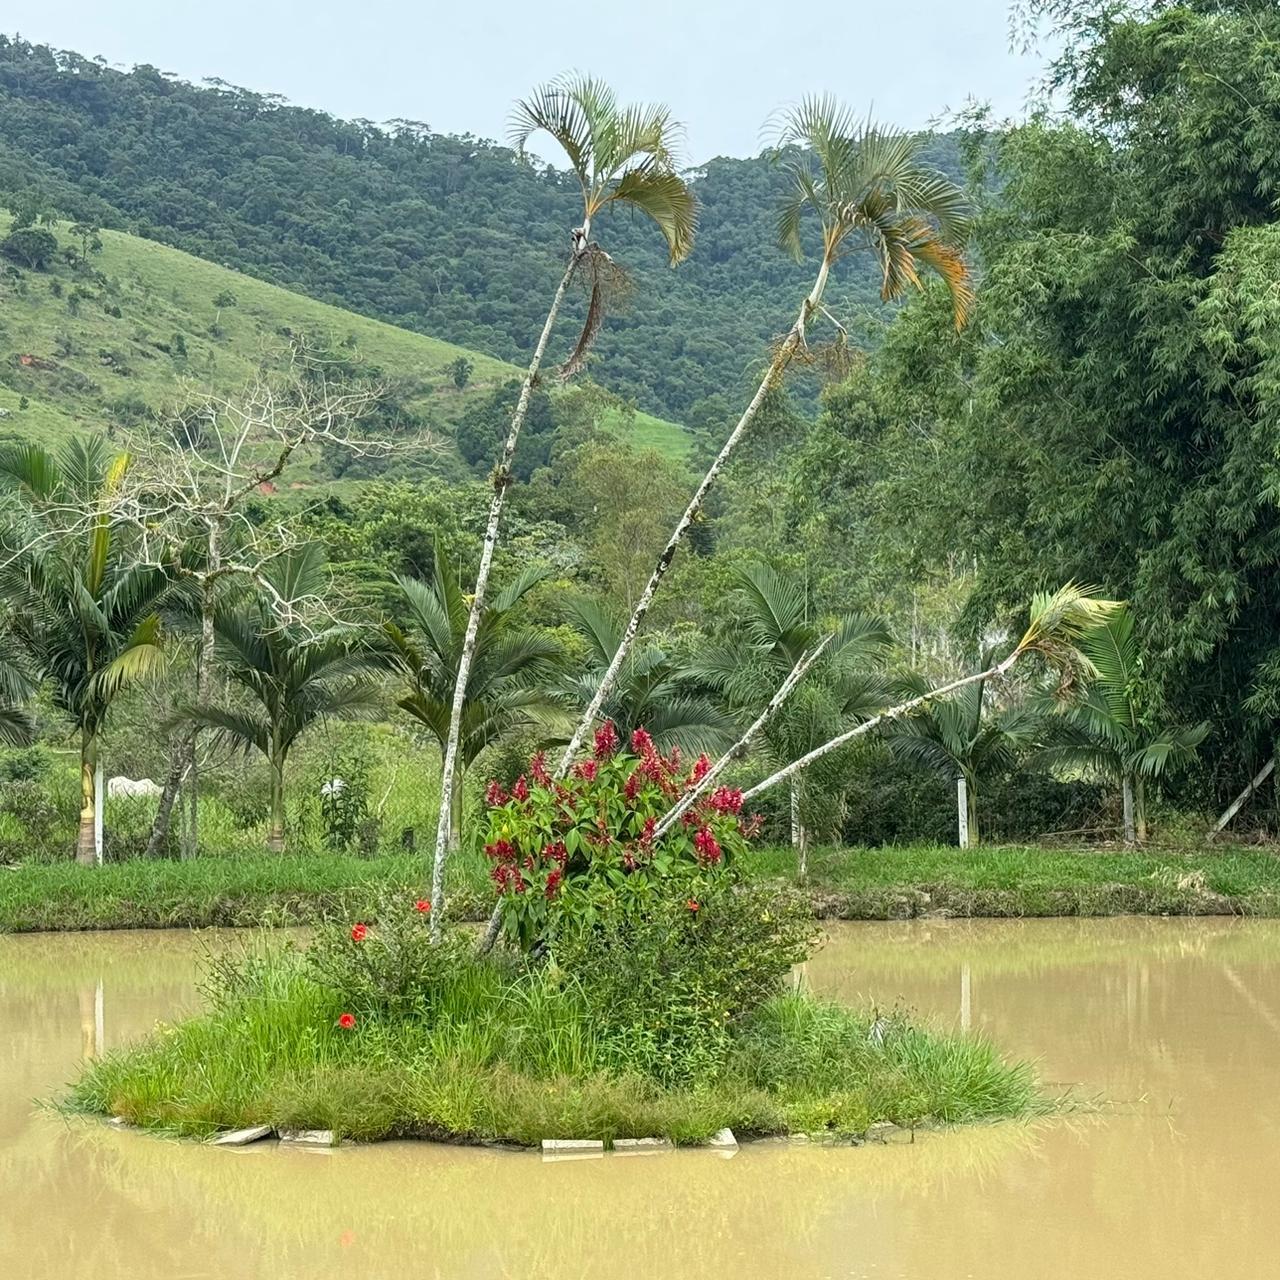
[560, 97, 975, 771]
[561, 597, 737, 758]
[694, 563, 890, 872]
[882, 669, 1036, 847]
[383, 550, 563, 855]
[0, 439, 167, 864]
[432, 75, 696, 917]
[186, 546, 377, 853]
[1031, 607, 1207, 846]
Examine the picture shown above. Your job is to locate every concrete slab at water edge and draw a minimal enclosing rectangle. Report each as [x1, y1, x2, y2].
[211, 1126, 273, 1147]
[278, 1129, 337, 1147]
[541, 1138, 605, 1152]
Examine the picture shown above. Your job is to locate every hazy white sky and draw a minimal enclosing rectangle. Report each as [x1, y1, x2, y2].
[15, 2, 1047, 159]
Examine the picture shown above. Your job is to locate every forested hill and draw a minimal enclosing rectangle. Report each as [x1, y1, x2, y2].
[0, 36, 961, 421]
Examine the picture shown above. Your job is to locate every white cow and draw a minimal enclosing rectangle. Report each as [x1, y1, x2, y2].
[107, 776, 164, 799]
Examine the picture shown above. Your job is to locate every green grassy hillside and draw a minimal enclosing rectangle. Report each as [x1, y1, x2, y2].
[0, 214, 690, 463]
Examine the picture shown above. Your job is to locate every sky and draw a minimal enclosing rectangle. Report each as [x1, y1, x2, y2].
[15, 2, 1049, 161]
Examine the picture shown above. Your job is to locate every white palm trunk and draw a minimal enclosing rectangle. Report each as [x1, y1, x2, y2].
[1122, 774, 1136, 848]
[430, 246, 581, 935]
[742, 653, 1018, 804]
[791, 780, 809, 880]
[956, 776, 970, 849]
[557, 256, 833, 774]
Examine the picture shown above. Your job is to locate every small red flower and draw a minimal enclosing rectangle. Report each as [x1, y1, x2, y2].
[709, 786, 743, 816]
[529, 751, 552, 786]
[630, 726, 655, 757]
[545, 867, 563, 899]
[573, 758, 598, 782]
[350, 923, 368, 942]
[694, 827, 723, 865]
[414, 899, 431, 913]
[593, 719, 620, 759]
[338, 1012, 356, 1030]
[512, 775, 530, 803]
[691, 753, 711, 783]
[485, 779, 508, 807]
[686, 899, 700, 913]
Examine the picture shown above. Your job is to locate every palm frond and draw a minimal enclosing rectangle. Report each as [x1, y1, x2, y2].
[605, 168, 697, 265]
[563, 596, 622, 666]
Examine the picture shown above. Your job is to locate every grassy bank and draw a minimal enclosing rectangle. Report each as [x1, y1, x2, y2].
[67, 941, 1039, 1145]
[4, 843, 1279, 933]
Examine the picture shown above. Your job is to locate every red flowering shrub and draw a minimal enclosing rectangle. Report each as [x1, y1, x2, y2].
[480, 721, 764, 951]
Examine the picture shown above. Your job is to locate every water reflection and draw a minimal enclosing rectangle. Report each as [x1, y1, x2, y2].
[3, 918, 1279, 1279]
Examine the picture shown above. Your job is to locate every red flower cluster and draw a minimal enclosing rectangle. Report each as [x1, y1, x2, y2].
[530, 751, 552, 786]
[485, 779, 507, 807]
[545, 867, 563, 899]
[512, 775, 530, 803]
[414, 899, 431, 914]
[350, 923, 368, 942]
[572, 758, 598, 782]
[708, 786, 743, 816]
[686, 899, 700, 913]
[693, 827, 722, 865]
[691, 753, 711, 783]
[337, 1012, 357, 1030]
[593, 720, 620, 759]
[630, 726, 655, 758]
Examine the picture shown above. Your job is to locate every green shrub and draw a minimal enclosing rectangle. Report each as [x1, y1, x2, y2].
[1, 227, 57, 270]
[552, 878, 817, 1085]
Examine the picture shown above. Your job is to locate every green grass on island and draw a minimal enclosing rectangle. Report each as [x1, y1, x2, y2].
[66, 936, 1040, 1147]
[4, 842, 1278, 934]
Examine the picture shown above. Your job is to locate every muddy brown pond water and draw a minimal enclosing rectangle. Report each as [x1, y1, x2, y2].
[2, 917, 1277, 1279]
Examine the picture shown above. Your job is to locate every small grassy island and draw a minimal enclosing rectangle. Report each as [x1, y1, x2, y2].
[69, 733, 1041, 1146]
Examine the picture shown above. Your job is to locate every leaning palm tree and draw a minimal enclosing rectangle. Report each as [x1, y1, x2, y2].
[562, 597, 737, 759]
[382, 549, 563, 853]
[1031, 606, 1207, 846]
[432, 75, 696, 917]
[0, 438, 168, 863]
[694, 562, 889, 871]
[882, 668, 1037, 848]
[185, 546, 377, 853]
[560, 98, 974, 771]
[741, 584, 1121, 805]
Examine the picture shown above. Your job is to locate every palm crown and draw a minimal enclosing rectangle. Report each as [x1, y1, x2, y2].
[510, 73, 696, 265]
[771, 96, 975, 327]
[383, 549, 563, 771]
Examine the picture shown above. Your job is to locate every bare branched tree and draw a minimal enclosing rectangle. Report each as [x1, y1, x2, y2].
[115, 338, 421, 857]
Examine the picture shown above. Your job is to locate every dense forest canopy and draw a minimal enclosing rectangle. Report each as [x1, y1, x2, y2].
[0, 35, 960, 421]
[817, 0, 1280, 801]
